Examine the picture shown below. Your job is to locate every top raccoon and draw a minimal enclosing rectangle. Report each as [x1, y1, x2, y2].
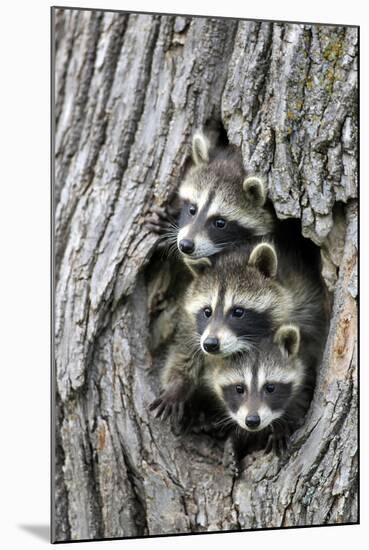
[176, 132, 275, 266]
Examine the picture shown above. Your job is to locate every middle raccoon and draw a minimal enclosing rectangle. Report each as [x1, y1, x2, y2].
[150, 242, 327, 423]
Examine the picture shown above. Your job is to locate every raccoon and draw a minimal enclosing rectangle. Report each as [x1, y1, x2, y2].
[206, 324, 316, 470]
[146, 131, 275, 269]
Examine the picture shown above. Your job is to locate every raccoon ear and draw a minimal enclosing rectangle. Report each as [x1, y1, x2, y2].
[274, 325, 300, 358]
[248, 243, 277, 278]
[192, 132, 210, 165]
[243, 176, 267, 207]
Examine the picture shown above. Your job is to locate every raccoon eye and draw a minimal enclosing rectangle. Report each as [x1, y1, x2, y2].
[214, 218, 226, 229]
[188, 204, 197, 216]
[232, 307, 245, 318]
[265, 383, 275, 394]
[235, 384, 245, 394]
[203, 307, 212, 318]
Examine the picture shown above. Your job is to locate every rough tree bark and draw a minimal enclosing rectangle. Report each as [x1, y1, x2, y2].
[52, 8, 358, 542]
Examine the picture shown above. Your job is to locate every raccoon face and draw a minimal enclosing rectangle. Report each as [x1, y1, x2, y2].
[176, 132, 274, 260]
[185, 243, 288, 357]
[214, 325, 303, 432]
[197, 301, 273, 357]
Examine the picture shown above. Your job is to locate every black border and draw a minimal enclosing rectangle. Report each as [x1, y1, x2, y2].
[51, 5, 360, 544]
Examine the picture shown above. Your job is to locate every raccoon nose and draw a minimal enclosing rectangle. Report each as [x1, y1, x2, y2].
[245, 414, 261, 429]
[179, 239, 195, 254]
[203, 337, 220, 353]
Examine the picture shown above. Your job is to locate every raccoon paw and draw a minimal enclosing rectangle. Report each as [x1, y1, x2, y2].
[264, 432, 291, 457]
[223, 438, 240, 477]
[149, 390, 187, 425]
[145, 205, 177, 235]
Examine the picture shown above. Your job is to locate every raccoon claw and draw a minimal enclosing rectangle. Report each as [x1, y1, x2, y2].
[149, 397, 169, 420]
[149, 397, 162, 412]
[149, 388, 189, 427]
[162, 405, 173, 422]
[149, 397, 168, 419]
[174, 400, 185, 423]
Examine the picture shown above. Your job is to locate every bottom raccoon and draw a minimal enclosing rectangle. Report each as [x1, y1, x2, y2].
[206, 324, 316, 472]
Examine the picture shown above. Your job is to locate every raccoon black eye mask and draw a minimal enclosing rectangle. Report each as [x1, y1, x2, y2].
[222, 381, 293, 417]
[196, 305, 273, 355]
[178, 198, 257, 256]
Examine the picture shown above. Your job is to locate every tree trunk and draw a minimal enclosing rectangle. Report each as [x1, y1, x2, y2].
[52, 8, 358, 542]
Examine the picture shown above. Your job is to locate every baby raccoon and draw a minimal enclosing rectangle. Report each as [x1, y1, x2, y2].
[146, 131, 275, 269]
[149, 241, 323, 423]
[206, 325, 315, 470]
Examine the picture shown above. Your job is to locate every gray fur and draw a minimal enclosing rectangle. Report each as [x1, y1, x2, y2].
[176, 131, 275, 264]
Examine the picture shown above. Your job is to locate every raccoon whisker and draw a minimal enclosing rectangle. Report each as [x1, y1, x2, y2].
[178, 338, 202, 359]
[213, 416, 229, 427]
[154, 235, 178, 260]
[166, 243, 177, 256]
[235, 424, 244, 438]
[154, 227, 178, 238]
[182, 342, 201, 355]
[172, 243, 183, 258]
[168, 222, 179, 230]
[158, 239, 179, 260]
[222, 339, 258, 356]
[153, 234, 172, 246]
[220, 344, 240, 356]
[191, 334, 202, 347]
[159, 233, 178, 243]
[213, 241, 232, 248]
[237, 337, 266, 353]
[191, 346, 204, 363]
[161, 239, 176, 254]
[237, 339, 257, 351]
[165, 241, 181, 260]
[214, 416, 235, 430]
[213, 244, 230, 253]
[180, 332, 201, 346]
